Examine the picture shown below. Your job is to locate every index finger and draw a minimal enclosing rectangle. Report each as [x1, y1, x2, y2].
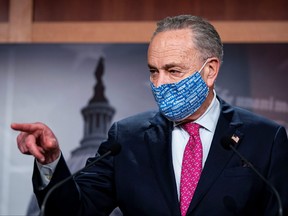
[11, 122, 45, 133]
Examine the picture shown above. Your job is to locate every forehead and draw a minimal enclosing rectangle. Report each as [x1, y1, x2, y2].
[148, 29, 197, 65]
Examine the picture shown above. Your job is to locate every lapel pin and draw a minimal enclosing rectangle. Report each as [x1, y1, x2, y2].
[231, 134, 240, 144]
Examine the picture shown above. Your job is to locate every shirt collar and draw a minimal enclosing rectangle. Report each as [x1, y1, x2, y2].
[173, 90, 220, 132]
[195, 90, 220, 132]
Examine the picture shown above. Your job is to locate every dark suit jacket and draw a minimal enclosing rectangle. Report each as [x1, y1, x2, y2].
[33, 98, 288, 216]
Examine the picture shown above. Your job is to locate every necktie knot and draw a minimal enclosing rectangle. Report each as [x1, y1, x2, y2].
[182, 122, 200, 137]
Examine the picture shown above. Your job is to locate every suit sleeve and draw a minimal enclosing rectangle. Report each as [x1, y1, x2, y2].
[32, 123, 119, 216]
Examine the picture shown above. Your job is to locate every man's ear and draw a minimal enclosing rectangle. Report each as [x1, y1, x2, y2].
[204, 58, 220, 87]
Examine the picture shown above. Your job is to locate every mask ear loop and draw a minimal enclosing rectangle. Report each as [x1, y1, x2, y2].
[198, 58, 210, 75]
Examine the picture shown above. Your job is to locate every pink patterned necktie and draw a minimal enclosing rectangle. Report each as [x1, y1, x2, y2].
[180, 122, 203, 216]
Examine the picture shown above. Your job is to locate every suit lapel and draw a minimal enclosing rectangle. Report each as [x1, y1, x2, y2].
[144, 113, 181, 216]
[187, 98, 244, 214]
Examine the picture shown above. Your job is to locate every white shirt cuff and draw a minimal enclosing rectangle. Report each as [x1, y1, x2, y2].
[36, 153, 61, 187]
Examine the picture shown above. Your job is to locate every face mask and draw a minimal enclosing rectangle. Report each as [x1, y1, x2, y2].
[150, 60, 209, 122]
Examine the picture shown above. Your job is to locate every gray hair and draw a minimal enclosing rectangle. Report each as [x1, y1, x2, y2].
[152, 15, 224, 64]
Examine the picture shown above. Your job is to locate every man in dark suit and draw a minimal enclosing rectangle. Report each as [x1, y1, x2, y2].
[11, 15, 288, 216]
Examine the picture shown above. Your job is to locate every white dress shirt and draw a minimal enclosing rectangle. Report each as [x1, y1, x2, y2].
[172, 91, 220, 199]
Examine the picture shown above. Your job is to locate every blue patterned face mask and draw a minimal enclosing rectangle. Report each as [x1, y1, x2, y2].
[150, 60, 209, 122]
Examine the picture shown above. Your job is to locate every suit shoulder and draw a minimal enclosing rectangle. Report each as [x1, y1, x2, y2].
[233, 106, 284, 134]
[116, 110, 158, 127]
[220, 97, 283, 130]
[235, 106, 275, 124]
